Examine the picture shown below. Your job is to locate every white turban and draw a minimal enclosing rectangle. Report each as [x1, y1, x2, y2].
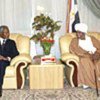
[75, 23, 88, 33]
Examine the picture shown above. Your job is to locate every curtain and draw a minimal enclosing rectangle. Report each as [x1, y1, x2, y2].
[82, 0, 100, 18]
[0, 0, 32, 36]
[77, 0, 100, 32]
[50, 0, 67, 58]
[0, 0, 67, 59]
[31, 0, 67, 58]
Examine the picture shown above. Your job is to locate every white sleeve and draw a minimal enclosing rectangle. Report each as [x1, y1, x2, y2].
[7, 57, 11, 61]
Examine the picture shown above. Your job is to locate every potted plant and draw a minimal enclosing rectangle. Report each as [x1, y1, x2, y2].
[31, 14, 61, 55]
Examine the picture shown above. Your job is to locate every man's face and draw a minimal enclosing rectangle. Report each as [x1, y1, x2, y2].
[0, 29, 10, 39]
[76, 31, 85, 40]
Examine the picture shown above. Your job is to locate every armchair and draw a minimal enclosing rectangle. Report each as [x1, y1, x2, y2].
[59, 32, 100, 87]
[3, 33, 32, 89]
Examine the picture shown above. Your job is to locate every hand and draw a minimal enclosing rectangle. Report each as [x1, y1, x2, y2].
[0, 55, 4, 60]
[0, 55, 8, 61]
[92, 51, 100, 61]
[2, 57, 8, 60]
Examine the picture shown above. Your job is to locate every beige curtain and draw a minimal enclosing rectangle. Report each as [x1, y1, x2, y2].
[82, 0, 100, 18]
[0, 0, 32, 35]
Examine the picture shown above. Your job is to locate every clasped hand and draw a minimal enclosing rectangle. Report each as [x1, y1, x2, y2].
[91, 51, 100, 61]
[0, 55, 8, 60]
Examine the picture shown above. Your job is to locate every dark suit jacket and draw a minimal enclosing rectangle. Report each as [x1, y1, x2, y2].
[0, 39, 19, 66]
[0, 39, 19, 86]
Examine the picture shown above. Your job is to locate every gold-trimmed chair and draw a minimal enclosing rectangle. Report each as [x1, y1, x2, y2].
[59, 32, 100, 87]
[3, 33, 32, 89]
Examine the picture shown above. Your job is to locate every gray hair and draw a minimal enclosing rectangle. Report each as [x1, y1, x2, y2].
[0, 25, 9, 33]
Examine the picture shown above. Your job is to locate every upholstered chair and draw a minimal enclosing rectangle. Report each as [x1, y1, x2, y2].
[59, 32, 100, 87]
[3, 33, 32, 89]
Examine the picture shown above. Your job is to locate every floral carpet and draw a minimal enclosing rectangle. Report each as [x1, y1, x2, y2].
[0, 80, 100, 100]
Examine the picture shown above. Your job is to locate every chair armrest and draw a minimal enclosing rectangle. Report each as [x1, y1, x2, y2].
[4, 65, 16, 77]
[14, 60, 29, 89]
[10, 53, 32, 66]
[61, 53, 79, 65]
[9, 53, 32, 89]
[61, 53, 79, 87]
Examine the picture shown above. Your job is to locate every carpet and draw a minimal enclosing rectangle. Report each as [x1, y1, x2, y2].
[0, 80, 100, 100]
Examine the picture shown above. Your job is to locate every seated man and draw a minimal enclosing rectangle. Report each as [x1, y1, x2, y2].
[69, 23, 100, 89]
[0, 25, 19, 97]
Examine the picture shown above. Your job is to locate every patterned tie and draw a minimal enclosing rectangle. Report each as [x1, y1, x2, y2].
[3, 39, 6, 44]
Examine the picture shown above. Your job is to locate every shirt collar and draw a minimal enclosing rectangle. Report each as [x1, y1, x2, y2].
[0, 37, 3, 43]
[0, 37, 7, 44]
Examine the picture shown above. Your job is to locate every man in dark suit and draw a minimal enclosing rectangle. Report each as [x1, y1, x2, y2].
[0, 25, 19, 97]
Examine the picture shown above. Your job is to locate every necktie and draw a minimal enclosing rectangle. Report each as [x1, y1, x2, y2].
[1, 39, 5, 49]
[2, 40, 5, 45]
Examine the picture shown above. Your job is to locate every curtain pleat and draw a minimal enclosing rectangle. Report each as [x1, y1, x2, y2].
[0, 0, 32, 35]
[0, 0, 67, 58]
[82, 0, 100, 18]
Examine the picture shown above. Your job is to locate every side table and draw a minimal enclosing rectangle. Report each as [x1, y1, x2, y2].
[29, 62, 64, 89]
